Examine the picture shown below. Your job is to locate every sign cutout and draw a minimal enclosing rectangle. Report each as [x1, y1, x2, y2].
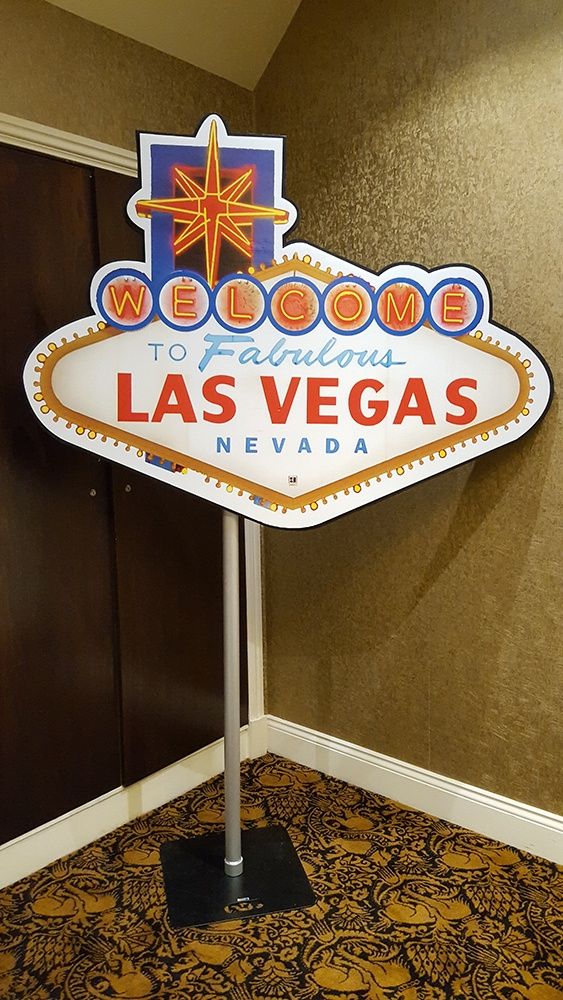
[24, 116, 553, 528]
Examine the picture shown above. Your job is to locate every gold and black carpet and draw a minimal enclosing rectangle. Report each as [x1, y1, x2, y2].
[1, 754, 561, 999]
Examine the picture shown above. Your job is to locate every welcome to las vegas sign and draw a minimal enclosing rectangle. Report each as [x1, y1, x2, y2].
[24, 115, 552, 528]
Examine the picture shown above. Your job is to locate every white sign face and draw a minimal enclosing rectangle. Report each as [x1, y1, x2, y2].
[24, 116, 552, 528]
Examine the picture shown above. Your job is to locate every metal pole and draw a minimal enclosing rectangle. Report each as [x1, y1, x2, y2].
[222, 509, 243, 877]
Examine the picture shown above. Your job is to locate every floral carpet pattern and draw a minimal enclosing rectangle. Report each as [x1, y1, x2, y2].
[1, 754, 562, 999]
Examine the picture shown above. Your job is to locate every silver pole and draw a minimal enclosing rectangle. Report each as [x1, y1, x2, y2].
[223, 509, 243, 877]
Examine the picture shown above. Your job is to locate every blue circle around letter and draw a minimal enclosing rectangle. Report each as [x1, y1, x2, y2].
[212, 273, 268, 333]
[428, 277, 484, 335]
[156, 270, 212, 332]
[373, 277, 428, 336]
[96, 268, 153, 331]
[267, 276, 322, 337]
[322, 275, 375, 336]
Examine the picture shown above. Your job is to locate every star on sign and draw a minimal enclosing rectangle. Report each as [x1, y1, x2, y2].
[136, 120, 288, 287]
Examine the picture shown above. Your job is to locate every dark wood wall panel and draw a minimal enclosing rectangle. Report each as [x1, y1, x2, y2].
[111, 468, 227, 782]
[94, 168, 247, 786]
[0, 146, 120, 842]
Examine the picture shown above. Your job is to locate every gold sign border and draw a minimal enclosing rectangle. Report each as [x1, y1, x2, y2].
[34, 258, 533, 514]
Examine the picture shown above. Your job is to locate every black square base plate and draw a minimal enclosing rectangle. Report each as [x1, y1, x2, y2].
[160, 825, 315, 928]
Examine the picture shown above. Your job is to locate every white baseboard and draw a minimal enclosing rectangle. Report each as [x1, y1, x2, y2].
[3, 713, 559, 889]
[266, 716, 563, 865]
[247, 714, 268, 758]
[0, 721, 268, 889]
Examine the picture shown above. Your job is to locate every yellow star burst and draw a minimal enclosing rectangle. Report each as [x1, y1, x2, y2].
[136, 121, 288, 287]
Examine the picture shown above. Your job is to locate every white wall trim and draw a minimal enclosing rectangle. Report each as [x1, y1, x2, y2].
[266, 716, 563, 865]
[0, 721, 267, 889]
[3, 713, 559, 887]
[0, 112, 137, 175]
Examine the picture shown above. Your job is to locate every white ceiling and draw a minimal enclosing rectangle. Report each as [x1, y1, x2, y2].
[44, 0, 301, 90]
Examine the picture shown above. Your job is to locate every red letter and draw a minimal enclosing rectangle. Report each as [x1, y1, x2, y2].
[386, 289, 415, 325]
[376, 282, 425, 333]
[203, 376, 236, 423]
[173, 283, 197, 318]
[348, 380, 388, 425]
[109, 283, 146, 318]
[117, 373, 148, 421]
[307, 378, 338, 424]
[446, 378, 477, 424]
[228, 285, 253, 322]
[152, 374, 196, 422]
[333, 289, 363, 323]
[261, 376, 300, 424]
[393, 378, 435, 424]
[278, 288, 305, 321]
[442, 291, 465, 325]
[270, 282, 318, 332]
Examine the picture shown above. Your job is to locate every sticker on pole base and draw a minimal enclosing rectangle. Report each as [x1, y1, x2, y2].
[160, 825, 315, 928]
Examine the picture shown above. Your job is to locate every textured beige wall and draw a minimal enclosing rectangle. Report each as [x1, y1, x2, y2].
[0, 0, 252, 148]
[256, 0, 562, 811]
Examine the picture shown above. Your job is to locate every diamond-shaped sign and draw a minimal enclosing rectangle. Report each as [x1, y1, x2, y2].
[24, 116, 552, 528]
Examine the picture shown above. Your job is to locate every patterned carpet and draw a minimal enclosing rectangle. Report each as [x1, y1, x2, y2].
[1, 754, 561, 999]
